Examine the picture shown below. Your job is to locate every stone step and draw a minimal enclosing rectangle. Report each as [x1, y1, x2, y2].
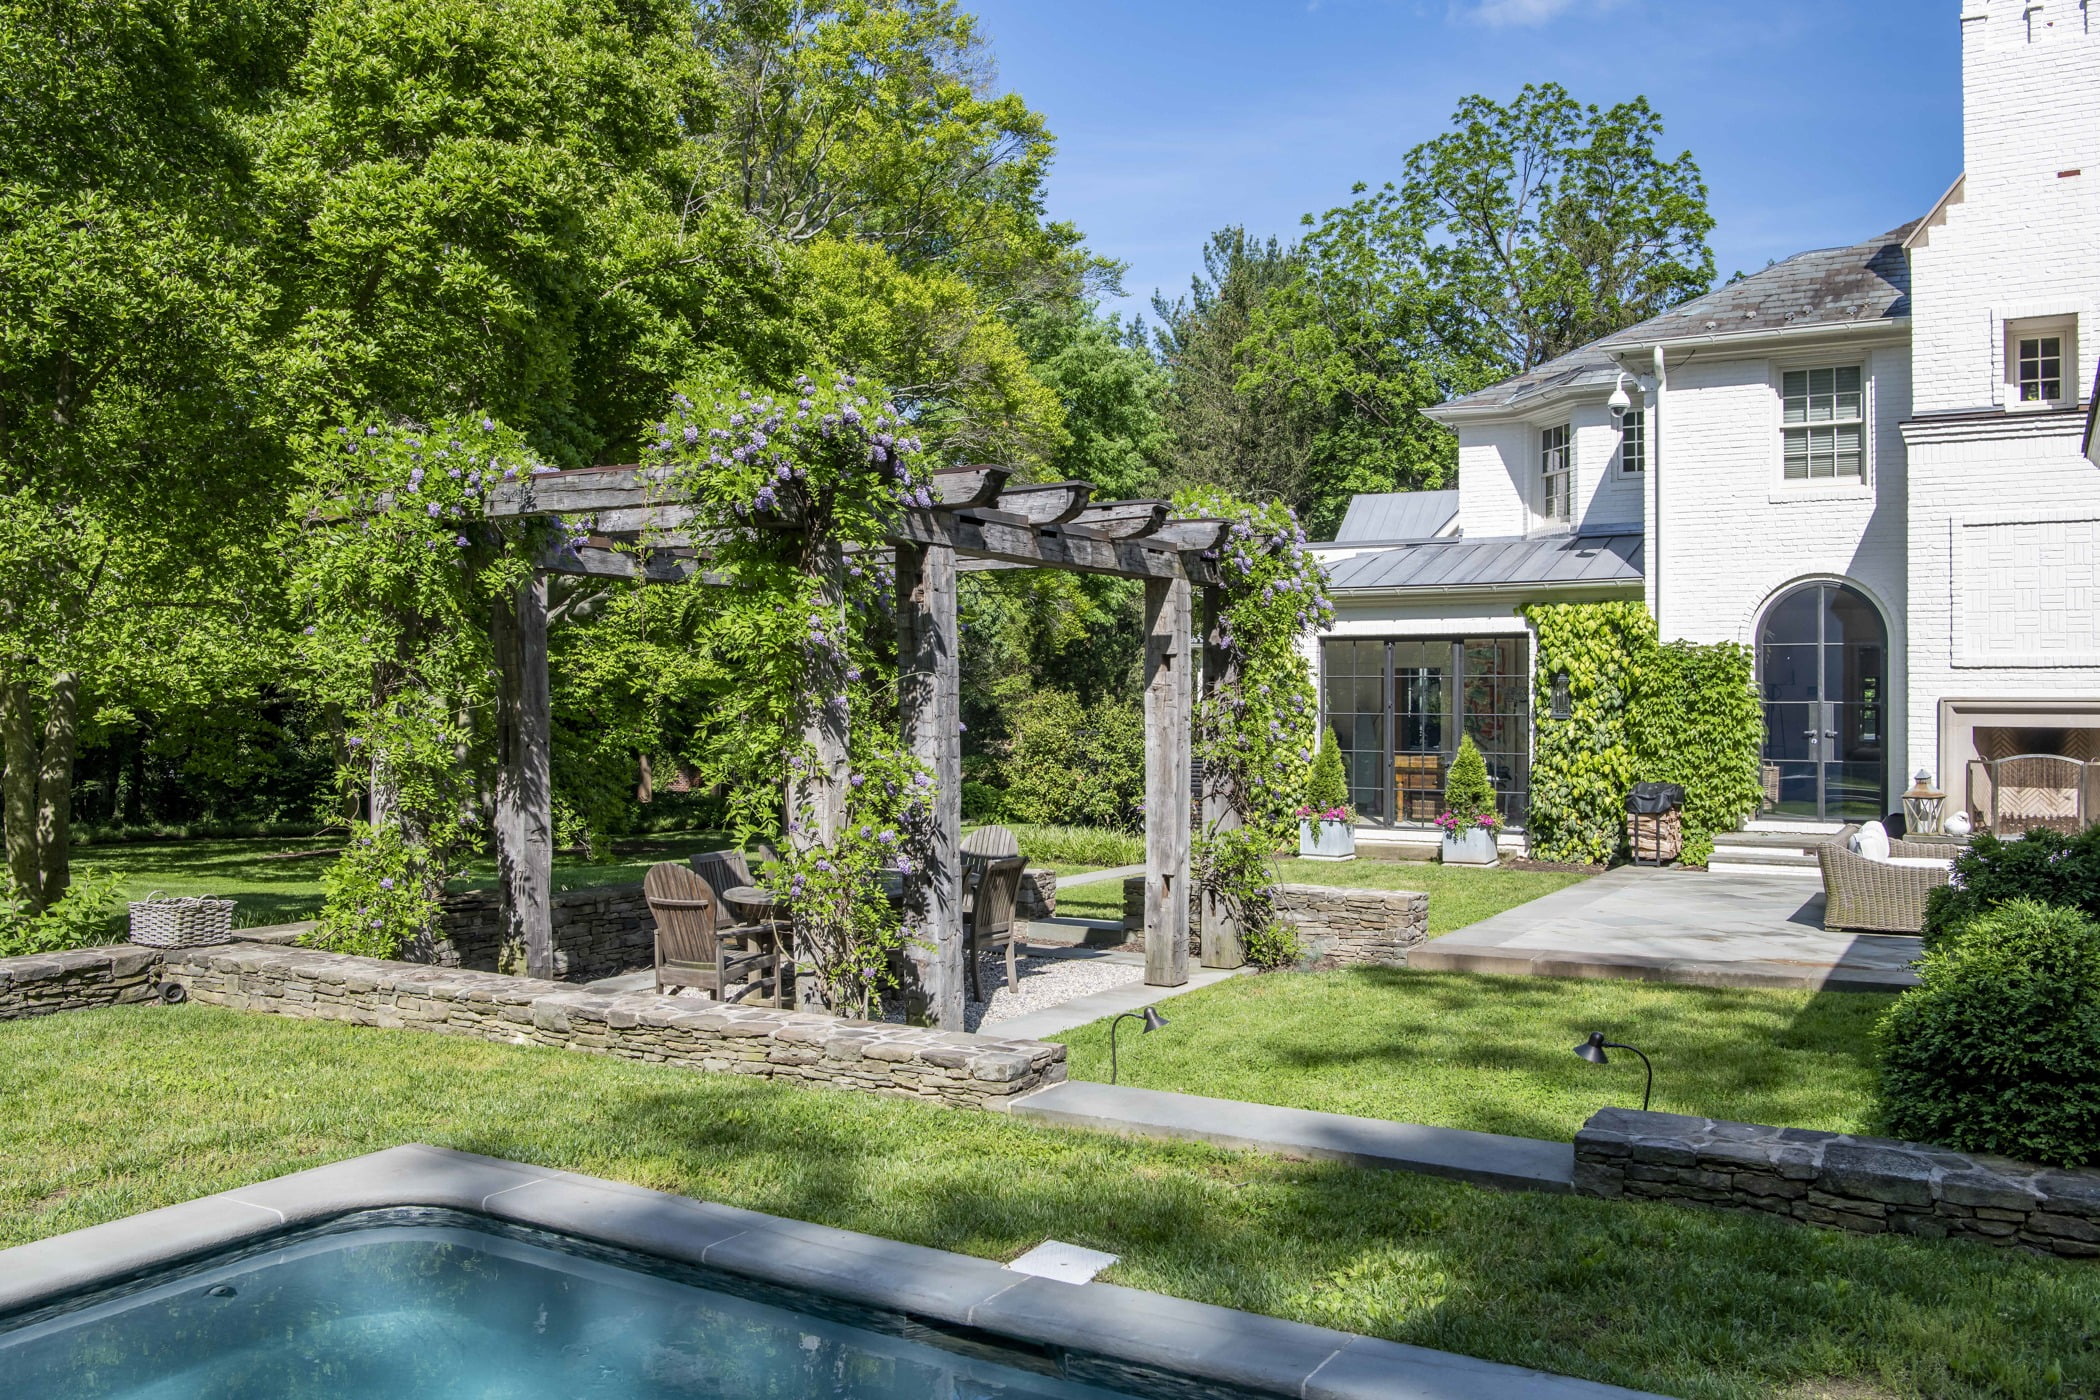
[1012, 1080, 1574, 1193]
[1712, 828, 1826, 851]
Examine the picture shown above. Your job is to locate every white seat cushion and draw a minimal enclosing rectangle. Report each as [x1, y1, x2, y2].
[1853, 821, 1891, 862]
[1882, 856, 1955, 871]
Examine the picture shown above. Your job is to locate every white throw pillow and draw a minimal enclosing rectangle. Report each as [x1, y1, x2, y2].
[1855, 820, 1891, 862]
[1945, 810, 1972, 838]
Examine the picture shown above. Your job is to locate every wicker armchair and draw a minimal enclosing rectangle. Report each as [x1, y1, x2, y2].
[1817, 825, 1953, 934]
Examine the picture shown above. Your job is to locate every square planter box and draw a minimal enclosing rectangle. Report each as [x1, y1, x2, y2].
[1298, 819, 1356, 861]
[1440, 827, 1499, 866]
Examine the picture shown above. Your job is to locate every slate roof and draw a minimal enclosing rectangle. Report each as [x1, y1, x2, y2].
[1331, 490, 1461, 543]
[1435, 222, 1919, 415]
[1320, 530, 1644, 593]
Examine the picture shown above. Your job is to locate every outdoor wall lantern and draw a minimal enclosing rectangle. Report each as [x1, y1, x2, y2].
[1573, 1031, 1653, 1112]
[1902, 768, 1948, 837]
[1549, 670, 1572, 721]
[1109, 1006, 1170, 1085]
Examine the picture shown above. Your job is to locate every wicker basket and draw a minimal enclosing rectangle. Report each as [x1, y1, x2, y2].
[128, 892, 238, 948]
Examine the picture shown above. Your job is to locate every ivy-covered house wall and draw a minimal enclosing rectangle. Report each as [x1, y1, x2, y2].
[1523, 602, 1763, 866]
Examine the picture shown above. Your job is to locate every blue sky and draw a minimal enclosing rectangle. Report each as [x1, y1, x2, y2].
[966, 0, 1962, 321]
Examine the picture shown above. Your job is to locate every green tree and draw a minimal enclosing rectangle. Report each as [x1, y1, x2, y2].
[1401, 82, 1715, 373]
[0, 0, 295, 907]
[1151, 229, 1316, 509]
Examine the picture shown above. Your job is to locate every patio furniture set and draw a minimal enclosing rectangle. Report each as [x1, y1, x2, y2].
[643, 828, 1032, 1006]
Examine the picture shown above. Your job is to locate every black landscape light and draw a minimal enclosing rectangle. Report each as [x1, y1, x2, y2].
[1574, 1031, 1653, 1112]
[1109, 1006, 1169, 1085]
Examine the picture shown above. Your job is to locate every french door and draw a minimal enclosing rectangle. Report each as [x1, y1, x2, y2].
[1758, 582, 1887, 821]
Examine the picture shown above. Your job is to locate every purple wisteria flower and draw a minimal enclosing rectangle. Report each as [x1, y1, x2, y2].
[379, 878, 396, 890]
[481, 417, 495, 431]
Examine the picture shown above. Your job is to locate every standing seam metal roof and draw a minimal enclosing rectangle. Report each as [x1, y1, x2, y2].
[1320, 531, 1644, 592]
[1332, 490, 1461, 542]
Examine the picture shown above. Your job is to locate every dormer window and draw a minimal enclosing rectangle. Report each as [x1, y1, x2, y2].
[2007, 317, 2075, 408]
[1540, 424, 1572, 524]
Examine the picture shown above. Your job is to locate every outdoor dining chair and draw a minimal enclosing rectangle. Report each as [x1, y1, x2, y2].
[964, 854, 1028, 1000]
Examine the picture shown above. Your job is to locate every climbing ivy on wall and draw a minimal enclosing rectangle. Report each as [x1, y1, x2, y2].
[1629, 639, 1764, 866]
[1523, 601, 1763, 867]
[1523, 602, 1651, 866]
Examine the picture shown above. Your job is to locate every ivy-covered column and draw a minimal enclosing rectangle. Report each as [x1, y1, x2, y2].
[1143, 573, 1193, 988]
[895, 541, 963, 1029]
[1198, 584, 1246, 969]
[493, 570, 554, 980]
[789, 541, 852, 1009]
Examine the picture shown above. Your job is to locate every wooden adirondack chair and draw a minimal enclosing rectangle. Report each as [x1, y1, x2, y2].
[645, 862, 784, 1004]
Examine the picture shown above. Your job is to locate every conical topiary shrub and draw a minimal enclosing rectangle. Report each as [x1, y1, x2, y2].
[1442, 735, 1498, 828]
[1305, 726, 1350, 817]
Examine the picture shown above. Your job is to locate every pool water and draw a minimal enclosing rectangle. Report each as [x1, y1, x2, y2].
[0, 1221, 1142, 1399]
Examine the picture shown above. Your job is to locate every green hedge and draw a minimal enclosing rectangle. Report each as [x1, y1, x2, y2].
[1921, 826, 2100, 947]
[1524, 602, 1763, 866]
[999, 690, 1145, 832]
[1877, 899, 2100, 1167]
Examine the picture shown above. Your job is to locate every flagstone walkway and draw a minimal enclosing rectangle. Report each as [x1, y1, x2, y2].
[1409, 864, 1921, 992]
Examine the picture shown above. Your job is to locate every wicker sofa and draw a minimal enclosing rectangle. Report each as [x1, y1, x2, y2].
[1817, 824, 1954, 934]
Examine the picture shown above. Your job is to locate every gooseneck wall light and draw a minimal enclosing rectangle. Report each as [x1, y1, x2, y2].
[1109, 1006, 1169, 1085]
[1573, 1031, 1653, 1112]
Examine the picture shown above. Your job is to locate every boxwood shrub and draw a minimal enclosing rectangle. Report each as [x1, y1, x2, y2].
[1920, 825, 2100, 947]
[1876, 898, 2100, 1167]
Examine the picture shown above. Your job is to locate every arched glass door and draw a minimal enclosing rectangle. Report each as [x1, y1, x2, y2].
[1759, 582, 1887, 821]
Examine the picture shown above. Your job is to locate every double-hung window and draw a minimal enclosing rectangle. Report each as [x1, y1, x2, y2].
[1781, 367, 1864, 481]
[1617, 410, 1646, 474]
[1540, 424, 1572, 523]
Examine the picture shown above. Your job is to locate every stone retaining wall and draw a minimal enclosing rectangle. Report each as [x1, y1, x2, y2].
[418, 884, 655, 981]
[0, 945, 163, 1021]
[162, 943, 1065, 1109]
[1574, 1107, 2100, 1259]
[1120, 876, 1429, 968]
[1017, 868, 1056, 919]
[1274, 883, 1429, 969]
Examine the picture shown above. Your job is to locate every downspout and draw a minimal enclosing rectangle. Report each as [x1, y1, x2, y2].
[1650, 345, 1667, 636]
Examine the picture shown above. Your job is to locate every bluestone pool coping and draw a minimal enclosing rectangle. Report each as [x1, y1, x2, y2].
[0, 1143, 1661, 1400]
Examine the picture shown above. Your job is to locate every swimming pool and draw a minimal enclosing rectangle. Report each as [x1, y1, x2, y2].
[0, 1144, 1655, 1400]
[0, 1214, 1143, 1399]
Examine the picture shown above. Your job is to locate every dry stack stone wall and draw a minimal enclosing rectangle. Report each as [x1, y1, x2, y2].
[1574, 1107, 2100, 1259]
[1121, 877, 1429, 968]
[418, 884, 656, 981]
[163, 944, 1065, 1109]
[0, 946, 163, 1021]
[1274, 884, 1429, 968]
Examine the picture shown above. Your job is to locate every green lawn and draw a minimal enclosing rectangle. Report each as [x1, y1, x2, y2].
[73, 831, 740, 929]
[1052, 858, 1592, 936]
[2, 1007, 2094, 1400]
[1058, 967, 1890, 1140]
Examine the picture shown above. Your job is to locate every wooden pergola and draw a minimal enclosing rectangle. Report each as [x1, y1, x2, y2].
[477, 463, 1249, 1031]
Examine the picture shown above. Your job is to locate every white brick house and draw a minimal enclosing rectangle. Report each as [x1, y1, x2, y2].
[1309, 0, 2099, 853]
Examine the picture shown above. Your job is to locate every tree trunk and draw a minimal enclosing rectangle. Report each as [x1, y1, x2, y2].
[0, 677, 39, 905]
[34, 671, 79, 908]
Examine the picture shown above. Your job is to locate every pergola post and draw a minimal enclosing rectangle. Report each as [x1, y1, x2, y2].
[789, 542, 851, 1009]
[1198, 585, 1246, 969]
[493, 570, 554, 980]
[896, 541, 964, 1030]
[1143, 575, 1192, 987]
